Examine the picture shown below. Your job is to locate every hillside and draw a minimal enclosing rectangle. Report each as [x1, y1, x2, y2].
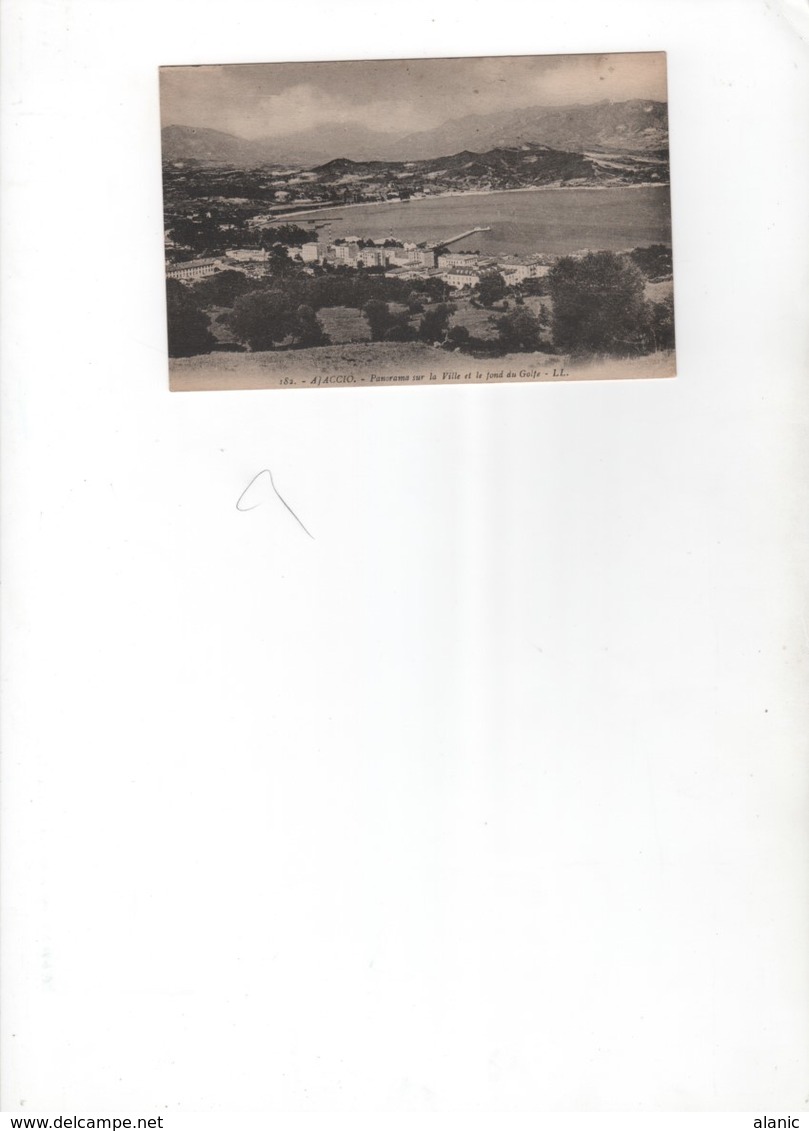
[161, 99, 669, 166]
[161, 125, 263, 164]
[304, 144, 600, 188]
[169, 343, 676, 392]
[395, 100, 669, 159]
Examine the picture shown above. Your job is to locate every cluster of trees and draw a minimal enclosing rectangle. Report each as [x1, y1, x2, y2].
[491, 306, 546, 352]
[333, 236, 405, 249]
[474, 270, 508, 308]
[360, 300, 457, 345]
[166, 248, 674, 359]
[258, 224, 315, 249]
[547, 252, 674, 355]
[191, 269, 255, 307]
[167, 213, 239, 257]
[469, 269, 548, 305]
[229, 291, 329, 350]
[358, 297, 547, 354]
[166, 205, 315, 259]
[214, 267, 450, 313]
[361, 299, 417, 342]
[166, 265, 458, 357]
[628, 243, 674, 281]
[166, 280, 216, 357]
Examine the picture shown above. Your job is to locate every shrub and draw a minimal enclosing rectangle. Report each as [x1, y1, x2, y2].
[491, 306, 546, 353]
[418, 302, 455, 343]
[362, 299, 394, 341]
[475, 271, 508, 307]
[229, 289, 297, 350]
[446, 325, 471, 350]
[193, 269, 254, 308]
[166, 279, 215, 357]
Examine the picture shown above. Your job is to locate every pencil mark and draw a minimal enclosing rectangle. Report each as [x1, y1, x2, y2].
[236, 469, 314, 539]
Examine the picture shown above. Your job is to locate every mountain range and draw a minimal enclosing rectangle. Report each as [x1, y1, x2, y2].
[309, 144, 600, 186]
[162, 99, 668, 167]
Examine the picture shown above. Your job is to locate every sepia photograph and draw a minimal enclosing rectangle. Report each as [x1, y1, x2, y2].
[161, 52, 675, 390]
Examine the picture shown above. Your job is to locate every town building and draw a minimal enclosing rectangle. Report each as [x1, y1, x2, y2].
[437, 252, 480, 271]
[358, 246, 388, 268]
[494, 256, 551, 282]
[387, 249, 415, 267]
[225, 248, 267, 263]
[410, 248, 436, 268]
[385, 265, 443, 281]
[332, 242, 360, 264]
[444, 266, 482, 289]
[167, 258, 221, 282]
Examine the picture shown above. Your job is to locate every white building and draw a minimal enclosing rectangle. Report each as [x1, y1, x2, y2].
[444, 266, 481, 289]
[358, 246, 388, 268]
[300, 242, 320, 262]
[494, 257, 551, 283]
[332, 242, 359, 263]
[166, 258, 221, 281]
[410, 248, 436, 268]
[437, 252, 479, 270]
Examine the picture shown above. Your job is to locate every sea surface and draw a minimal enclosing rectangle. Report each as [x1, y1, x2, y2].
[294, 185, 672, 256]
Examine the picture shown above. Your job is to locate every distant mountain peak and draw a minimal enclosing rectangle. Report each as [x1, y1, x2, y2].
[161, 98, 668, 167]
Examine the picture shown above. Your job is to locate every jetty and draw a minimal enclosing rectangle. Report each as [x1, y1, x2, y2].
[429, 226, 492, 249]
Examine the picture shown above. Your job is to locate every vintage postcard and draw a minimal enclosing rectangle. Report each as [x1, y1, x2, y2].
[161, 52, 675, 390]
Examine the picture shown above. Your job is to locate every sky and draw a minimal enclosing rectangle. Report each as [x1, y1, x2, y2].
[160, 53, 668, 139]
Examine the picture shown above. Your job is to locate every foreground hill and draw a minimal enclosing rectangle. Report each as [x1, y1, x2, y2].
[169, 343, 675, 392]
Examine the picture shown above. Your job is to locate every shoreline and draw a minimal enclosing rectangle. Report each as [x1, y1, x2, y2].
[273, 181, 670, 222]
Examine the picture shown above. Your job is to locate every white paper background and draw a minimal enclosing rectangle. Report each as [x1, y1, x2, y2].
[3, 0, 808, 1113]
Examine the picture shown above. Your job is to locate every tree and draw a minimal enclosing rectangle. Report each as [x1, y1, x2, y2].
[418, 276, 451, 303]
[362, 299, 394, 341]
[259, 224, 314, 248]
[648, 296, 675, 350]
[383, 314, 418, 342]
[491, 306, 546, 353]
[445, 325, 471, 350]
[520, 276, 549, 297]
[264, 243, 295, 277]
[418, 302, 455, 343]
[294, 304, 330, 347]
[166, 279, 215, 357]
[547, 252, 651, 356]
[229, 289, 297, 350]
[475, 270, 508, 308]
[628, 244, 673, 281]
[193, 268, 254, 308]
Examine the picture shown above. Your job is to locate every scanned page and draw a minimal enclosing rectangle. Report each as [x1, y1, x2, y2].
[2, 0, 808, 1118]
